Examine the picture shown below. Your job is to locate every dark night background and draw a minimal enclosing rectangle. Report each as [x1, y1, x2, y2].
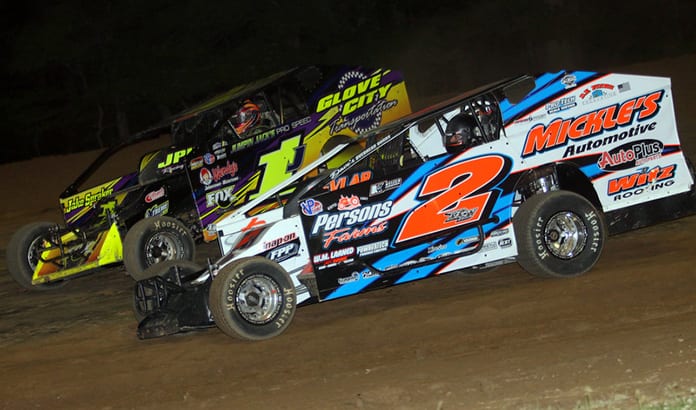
[1, 0, 694, 164]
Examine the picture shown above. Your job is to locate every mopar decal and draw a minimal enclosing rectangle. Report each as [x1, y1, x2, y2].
[523, 90, 663, 157]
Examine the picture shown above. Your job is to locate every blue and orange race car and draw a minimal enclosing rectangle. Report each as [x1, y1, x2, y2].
[133, 70, 696, 340]
[6, 65, 411, 289]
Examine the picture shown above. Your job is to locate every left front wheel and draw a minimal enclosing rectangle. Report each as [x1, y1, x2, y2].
[209, 257, 296, 341]
[123, 216, 196, 281]
[6, 222, 66, 290]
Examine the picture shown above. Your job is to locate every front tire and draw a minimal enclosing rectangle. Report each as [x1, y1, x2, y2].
[514, 190, 606, 278]
[6, 222, 66, 290]
[209, 257, 296, 341]
[123, 216, 196, 281]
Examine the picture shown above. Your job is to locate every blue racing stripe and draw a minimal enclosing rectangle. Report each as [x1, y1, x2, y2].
[501, 71, 598, 123]
[324, 274, 381, 301]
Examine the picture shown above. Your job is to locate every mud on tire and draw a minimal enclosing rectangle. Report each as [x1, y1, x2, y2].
[209, 257, 296, 341]
[6, 222, 66, 290]
[123, 216, 195, 281]
[514, 190, 606, 278]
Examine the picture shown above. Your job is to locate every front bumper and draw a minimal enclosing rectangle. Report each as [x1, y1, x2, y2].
[135, 270, 214, 339]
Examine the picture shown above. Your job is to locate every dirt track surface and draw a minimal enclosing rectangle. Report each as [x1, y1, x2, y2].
[2, 55, 696, 409]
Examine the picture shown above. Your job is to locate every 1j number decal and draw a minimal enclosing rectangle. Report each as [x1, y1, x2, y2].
[396, 155, 508, 243]
[251, 135, 306, 199]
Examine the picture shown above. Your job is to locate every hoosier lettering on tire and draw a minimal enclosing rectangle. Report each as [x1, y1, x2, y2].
[514, 190, 606, 278]
[123, 216, 196, 280]
[209, 257, 296, 341]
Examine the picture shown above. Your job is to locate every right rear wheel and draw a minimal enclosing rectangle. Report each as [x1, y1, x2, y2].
[514, 190, 606, 278]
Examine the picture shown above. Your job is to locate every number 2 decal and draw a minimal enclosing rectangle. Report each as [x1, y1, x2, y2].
[395, 155, 508, 243]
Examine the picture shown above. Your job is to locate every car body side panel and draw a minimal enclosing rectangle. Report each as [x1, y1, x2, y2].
[186, 67, 411, 235]
[503, 72, 693, 212]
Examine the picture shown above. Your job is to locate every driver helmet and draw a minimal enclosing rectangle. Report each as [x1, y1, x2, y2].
[444, 114, 477, 153]
[233, 100, 261, 135]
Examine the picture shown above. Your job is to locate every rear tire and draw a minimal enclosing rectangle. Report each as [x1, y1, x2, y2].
[6, 222, 66, 290]
[123, 216, 196, 281]
[209, 257, 296, 341]
[514, 190, 606, 278]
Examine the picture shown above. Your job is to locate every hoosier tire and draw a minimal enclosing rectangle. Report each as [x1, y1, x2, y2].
[123, 216, 196, 280]
[209, 257, 296, 341]
[514, 190, 606, 278]
[123, 216, 196, 281]
[6, 222, 66, 290]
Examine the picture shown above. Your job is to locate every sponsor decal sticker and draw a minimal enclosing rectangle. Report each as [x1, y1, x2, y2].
[189, 156, 204, 170]
[369, 177, 402, 196]
[211, 160, 239, 182]
[597, 139, 663, 171]
[337, 269, 378, 284]
[205, 186, 237, 208]
[200, 168, 213, 185]
[64, 186, 114, 213]
[203, 153, 216, 165]
[523, 90, 663, 157]
[608, 164, 676, 198]
[356, 240, 389, 257]
[326, 171, 372, 192]
[263, 232, 298, 250]
[160, 163, 185, 175]
[561, 74, 577, 89]
[311, 201, 392, 249]
[145, 187, 165, 203]
[579, 83, 617, 104]
[337, 195, 361, 211]
[546, 96, 577, 114]
[313, 246, 355, 268]
[265, 242, 299, 263]
[145, 200, 169, 217]
[158, 147, 192, 169]
[300, 199, 323, 216]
